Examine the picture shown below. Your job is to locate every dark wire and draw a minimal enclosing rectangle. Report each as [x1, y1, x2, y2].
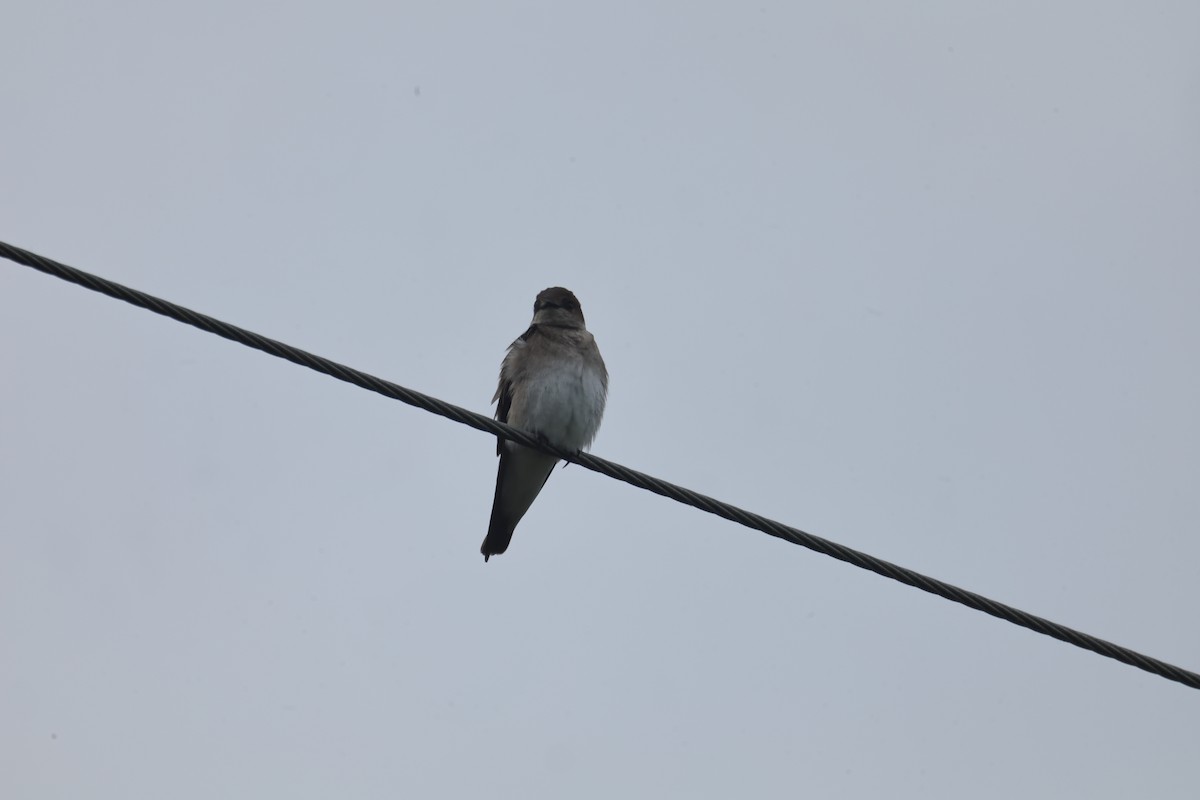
[3, 238, 1198, 692]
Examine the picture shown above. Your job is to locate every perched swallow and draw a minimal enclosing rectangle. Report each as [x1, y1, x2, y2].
[481, 287, 608, 561]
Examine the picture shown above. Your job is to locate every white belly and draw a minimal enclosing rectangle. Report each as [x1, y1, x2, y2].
[515, 359, 606, 451]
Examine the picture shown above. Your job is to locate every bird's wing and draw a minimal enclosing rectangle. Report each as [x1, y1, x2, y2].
[493, 324, 539, 455]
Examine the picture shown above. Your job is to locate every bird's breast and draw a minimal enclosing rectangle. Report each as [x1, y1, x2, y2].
[512, 357, 606, 451]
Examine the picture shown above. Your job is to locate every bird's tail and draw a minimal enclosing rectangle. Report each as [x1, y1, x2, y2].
[480, 445, 558, 562]
[481, 515, 515, 562]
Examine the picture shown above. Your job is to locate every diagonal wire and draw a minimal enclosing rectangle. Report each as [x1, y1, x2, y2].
[3, 238, 1198, 692]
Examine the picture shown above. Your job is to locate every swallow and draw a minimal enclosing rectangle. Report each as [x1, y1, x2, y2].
[481, 287, 607, 560]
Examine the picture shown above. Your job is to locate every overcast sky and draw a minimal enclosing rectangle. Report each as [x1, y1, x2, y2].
[3, 2, 1199, 798]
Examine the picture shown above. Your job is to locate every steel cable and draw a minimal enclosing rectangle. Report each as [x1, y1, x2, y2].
[3, 238, 1197, 691]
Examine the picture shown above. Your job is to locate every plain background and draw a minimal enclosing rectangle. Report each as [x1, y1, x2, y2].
[3, 2, 1198, 797]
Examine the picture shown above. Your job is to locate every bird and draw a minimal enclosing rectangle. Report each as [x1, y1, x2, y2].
[481, 287, 608, 561]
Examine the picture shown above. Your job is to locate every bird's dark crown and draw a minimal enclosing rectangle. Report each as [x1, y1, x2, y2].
[534, 287, 581, 313]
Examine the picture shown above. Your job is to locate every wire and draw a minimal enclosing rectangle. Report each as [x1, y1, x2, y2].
[3, 238, 1198, 692]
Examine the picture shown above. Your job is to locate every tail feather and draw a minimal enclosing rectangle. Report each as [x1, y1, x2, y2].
[481, 445, 558, 561]
[481, 513, 516, 562]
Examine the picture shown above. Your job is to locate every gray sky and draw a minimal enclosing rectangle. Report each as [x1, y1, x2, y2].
[3, 2, 1199, 797]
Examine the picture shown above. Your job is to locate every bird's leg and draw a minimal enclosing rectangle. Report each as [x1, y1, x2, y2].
[532, 431, 572, 469]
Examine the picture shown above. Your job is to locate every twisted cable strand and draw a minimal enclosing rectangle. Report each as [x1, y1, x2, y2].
[3, 238, 1197, 691]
